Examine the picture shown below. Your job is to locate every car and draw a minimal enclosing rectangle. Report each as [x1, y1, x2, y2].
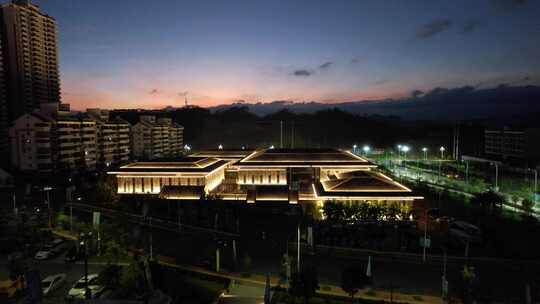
[34, 244, 55, 260]
[66, 274, 105, 300]
[64, 245, 80, 263]
[41, 273, 66, 296]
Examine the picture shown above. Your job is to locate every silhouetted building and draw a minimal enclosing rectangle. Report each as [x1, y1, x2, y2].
[485, 128, 540, 165]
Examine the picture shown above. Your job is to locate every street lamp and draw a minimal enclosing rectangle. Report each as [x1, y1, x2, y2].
[80, 232, 93, 299]
[422, 147, 428, 160]
[439, 146, 445, 159]
[269, 145, 275, 149]
[423, 208, 438, 262]
[363, 145, 370, 155]
[353, 144, 358, 154]
[402, 145, 410, 158]
[218, 144, 223, 150]
[43, 186, 53, 228]
[184, 144, 191, 152]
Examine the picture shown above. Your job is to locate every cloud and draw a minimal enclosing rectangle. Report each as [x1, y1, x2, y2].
[351, 58, 359, 64]
[414, 19, 452, 40]
[462, 21, 480, 34]
[149, 89, 159, 95]
[411, 90, 424, 97]
[293, 69, 314, 77]
[319, 62, 333, 69]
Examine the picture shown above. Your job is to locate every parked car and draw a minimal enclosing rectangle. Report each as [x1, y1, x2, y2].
[66, 274, 105, 300]
[34, 244, 55, 260]
[41, 273, 66, 296]
[64, 245, 80, 263]
[34, 239, 67, 260]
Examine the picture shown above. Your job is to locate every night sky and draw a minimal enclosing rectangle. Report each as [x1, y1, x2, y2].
[31, 0, 540, 110]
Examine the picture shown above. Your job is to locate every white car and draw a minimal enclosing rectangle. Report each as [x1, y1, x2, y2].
[67, 274, 105, 299]
[41, 273, 66, 296]
[34, 245, 54, 260]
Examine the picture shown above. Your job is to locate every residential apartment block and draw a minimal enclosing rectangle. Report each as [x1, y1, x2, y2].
[9, 105, 132, 174]
[87, 108, 130, 168]
[131, 115, 184, 160]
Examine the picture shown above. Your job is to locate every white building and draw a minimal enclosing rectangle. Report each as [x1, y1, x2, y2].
[131, 115, 183, 160]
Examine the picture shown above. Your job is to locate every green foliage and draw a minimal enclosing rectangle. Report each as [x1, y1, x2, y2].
[289, 264, 319, 304]
[81, 176, 119, 206]
[322, 201, 411, 223]
[103, 239, 125, 265]
[521, 199, 535, 215]
[341, 265, 370, 302]
[118, 257, 146, 297]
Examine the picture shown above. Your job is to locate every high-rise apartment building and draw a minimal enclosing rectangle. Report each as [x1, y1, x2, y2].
[0, 28, 7, 159]
[1, 0, 60, 161]
[131, 115, 184, 160]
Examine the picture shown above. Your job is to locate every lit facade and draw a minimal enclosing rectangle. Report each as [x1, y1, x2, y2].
[108, 148, 422, 205]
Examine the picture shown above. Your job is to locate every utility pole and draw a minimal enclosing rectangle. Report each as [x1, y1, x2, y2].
[149, 217, 153, 260]
[423, 209, 429, 262]
[280, 121, 283, 149]
[297, 224, 301, 273]
[12, 193, 17, 216]
[70, 205, 73, 232]
[495, 163, 499, 192]
[291, 121, 295, 149]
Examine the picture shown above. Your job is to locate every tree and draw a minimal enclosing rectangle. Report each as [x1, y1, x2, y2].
[289, 264, 319, 304]
[471, 191, 504, 215]
[459, 265, 478, 304]
[341, 265, 370, 303]
[522, 199, 535, 216]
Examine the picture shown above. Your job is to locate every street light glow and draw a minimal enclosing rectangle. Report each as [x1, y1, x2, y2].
[218, 144, 223, 150]
[363, 145, 370, 153]
[422, 147, 428, 152]
[402, 145, 410, 153]
[440, 146, 445, 152]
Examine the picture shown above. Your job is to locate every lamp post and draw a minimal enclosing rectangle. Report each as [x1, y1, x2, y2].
[80, 232, 93, 299]
[491, 162, 499, 192]
[422, 147, 428, 160]
[422, 209, 437, 262]
[218, 144, 223, 150]
[43, 186, 52, 228]
[439, 146, 445, 159]
[363, 145, 370, 156]
[353, 144, 357, 154]
[402, 145, 410, 160]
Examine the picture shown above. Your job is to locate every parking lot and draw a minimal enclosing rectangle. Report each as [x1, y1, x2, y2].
[1, 244, 107, 303]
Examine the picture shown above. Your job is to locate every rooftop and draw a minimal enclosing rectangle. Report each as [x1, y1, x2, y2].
[238, 148, 375, 167]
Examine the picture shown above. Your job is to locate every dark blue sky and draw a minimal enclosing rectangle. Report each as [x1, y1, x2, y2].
[30, 0, 540, 109]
